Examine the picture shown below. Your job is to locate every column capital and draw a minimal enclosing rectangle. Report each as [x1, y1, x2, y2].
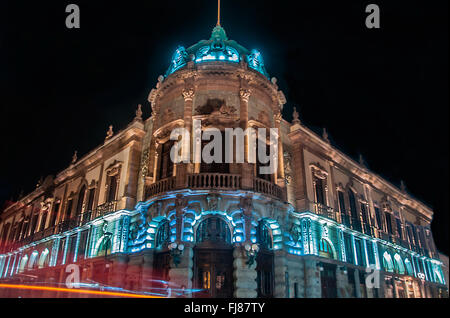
[239, 88, 252, 103]
[182, 88, 195, 102]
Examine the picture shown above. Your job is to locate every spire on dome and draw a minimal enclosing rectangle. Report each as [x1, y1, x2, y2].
[217, 0, 221, 27]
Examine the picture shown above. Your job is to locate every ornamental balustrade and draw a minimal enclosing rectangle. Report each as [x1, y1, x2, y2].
[144, 173, 285, 201]
[312, 202, 338, 221]
[188, 173, 241, 190]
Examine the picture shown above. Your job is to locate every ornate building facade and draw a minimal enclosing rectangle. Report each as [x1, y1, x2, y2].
[0, 24, 447, 298]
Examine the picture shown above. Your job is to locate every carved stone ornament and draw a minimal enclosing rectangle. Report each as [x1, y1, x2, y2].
[290, 224, 301, 243]
[196, 98, 236, 116]
[239, 89, 252, 103]
[175, 194, 188, 217]
[140, 149, 150, 178]
[283, 151, 293, 185]
[239, 196, 253, 216]
[274, 112, 283, 124]
[206, 194, 220, 211]
[105, 160, 122, 176]
[182, 88, 195, 102]
[311, 163, 328, 179]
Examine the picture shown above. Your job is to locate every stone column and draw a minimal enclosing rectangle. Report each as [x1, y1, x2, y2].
[392, 277, 399, 298]
[354, 269, 362, 298]
[336, 267, 350, 298]
[273, 250, 288, 297]
[141, 251, 154, 292]
[168, 246, 194, 296]
[233, 246, 257, 298]
[239, 87, 254, 190]
[110, 254, 128, 289]
[304, 258, 321, 298]
[274, 112, 285, 189]
[291, 143, 308, 212]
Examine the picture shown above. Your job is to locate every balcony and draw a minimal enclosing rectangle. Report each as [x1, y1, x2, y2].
[312, 202, 338, 222]
[93, 201, 118, 219]
[145, 177, 176, 198]
[145, 173, 285, 201]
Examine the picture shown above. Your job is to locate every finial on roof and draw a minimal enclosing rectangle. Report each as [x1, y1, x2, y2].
[322, 128, 330, 143]
[400, 180, 407, 193]
[106, 125, 114, 140]
[71, 151, 78, 164]
[135, 104, 143, 121]
[359, 154, 365, 166]
[292, 107, 301, 125]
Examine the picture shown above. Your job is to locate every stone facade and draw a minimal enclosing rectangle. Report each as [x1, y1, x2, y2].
[0, 25, 447, 298]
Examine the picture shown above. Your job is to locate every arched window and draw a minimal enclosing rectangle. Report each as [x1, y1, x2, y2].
[28, 251, 39, 270]
[382, 252, 394, 272]
[76, 185, 86, 216]
[196, 217, 231, 245]
[18, 255, 28, 273]
[155, 220, 170, 248]
[38, 249, 50, 268]
[256, 220, 273, 250]
[97, 237, 112, 258]
[394, 254, 405, 274]
[159, 140, 175, 180]
[319, 238, 335, 259]
[404, 258, 414, 276]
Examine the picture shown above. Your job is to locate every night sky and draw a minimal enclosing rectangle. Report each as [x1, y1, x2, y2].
[0, 1, 448, 254]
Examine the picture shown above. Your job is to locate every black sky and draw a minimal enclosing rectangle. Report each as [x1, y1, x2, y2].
[0, 0, 448, 254]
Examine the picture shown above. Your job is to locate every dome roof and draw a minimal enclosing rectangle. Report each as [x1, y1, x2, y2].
[165, 26, 270, 79]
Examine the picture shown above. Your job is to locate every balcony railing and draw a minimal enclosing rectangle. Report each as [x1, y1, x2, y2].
[145, 173, 285, 201]
[253, 177, 283, 199]
[93, 201, 118, 219]
[312, 202, 338, 222]
[145, 177, 176, 198]
[188, 173, 241, 190]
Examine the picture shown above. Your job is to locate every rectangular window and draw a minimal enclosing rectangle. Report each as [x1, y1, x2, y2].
[374, 207, 382, 230]
[344, 233, 354, 264]
[50, 202, 60, 226]
[68, 234, 78, 263]
[355, 238, 365, 267]
[65, 200, 73, 220]
[87, 189, 95, 211]
[107, 176, 118, 202]
[385, 213, 393, 235]
[39, 214, 46, 232]
[78, 230, 89, 261]
[396, 219, 403, 240]
[366, 241, 375, 265]
[57, 237, 66, 266]
[314, 177, 325, 205]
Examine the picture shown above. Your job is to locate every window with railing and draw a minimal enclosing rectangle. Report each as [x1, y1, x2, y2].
[374, 206, 383, 231]
[385, 212, 393, 235]
[159, 140, 175, 179]
[348, 190, 361, 231]
[106, 175, 118, 203]
[314, 176, 326, 205]
[201, 132, 230, 174]
[50, 201, 60, 227]
[76, 185, 86, 216]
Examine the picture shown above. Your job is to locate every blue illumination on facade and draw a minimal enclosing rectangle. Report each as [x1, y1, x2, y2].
[164, 26, 270, 79]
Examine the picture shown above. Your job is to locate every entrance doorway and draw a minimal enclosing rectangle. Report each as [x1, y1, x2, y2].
[193, 216, 234, 298]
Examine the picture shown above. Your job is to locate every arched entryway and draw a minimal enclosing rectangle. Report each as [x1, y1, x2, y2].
[193, 216, 234, 298]
[256, 219, 274, 298]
